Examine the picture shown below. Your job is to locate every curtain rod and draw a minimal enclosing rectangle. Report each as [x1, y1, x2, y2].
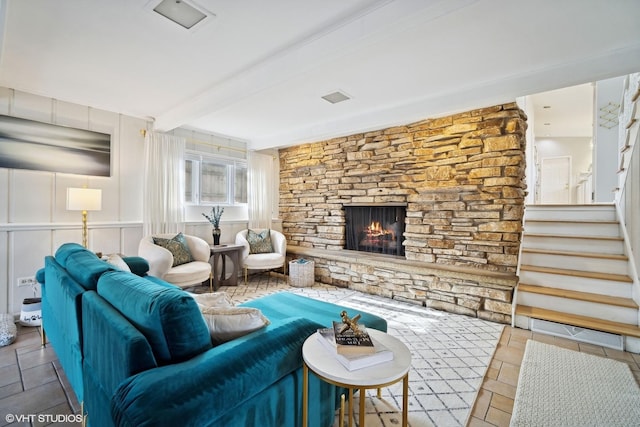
[140, 129, 247, 154]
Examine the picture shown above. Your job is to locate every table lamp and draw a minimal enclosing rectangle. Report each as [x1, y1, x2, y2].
[66, 187, 102, 248]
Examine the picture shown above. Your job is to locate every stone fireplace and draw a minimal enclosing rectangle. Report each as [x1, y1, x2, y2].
[344, 204, 406, 256]
[279, 103, 526, 324]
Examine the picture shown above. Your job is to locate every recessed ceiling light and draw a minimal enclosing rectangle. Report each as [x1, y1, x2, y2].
[322, 91, 351, 104]
[543, 105, 551, 109]
[153, 0, 207, 29]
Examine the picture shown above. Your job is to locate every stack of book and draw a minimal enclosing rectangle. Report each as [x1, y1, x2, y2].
[316, 321, 394, 371]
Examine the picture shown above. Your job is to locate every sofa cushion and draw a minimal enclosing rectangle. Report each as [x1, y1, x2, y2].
[54, 242, 89, 267]
[97, 271, 212, 364]
[161, 261, 211, 285]
[246, 229, 274, 254]
[65, 250, 113, 291]
[153, 232, 193, 267]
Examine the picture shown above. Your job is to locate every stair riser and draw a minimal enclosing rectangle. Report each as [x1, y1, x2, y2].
[525, 206, 617, 222]
[524, 221, 620, 238]
[521, 235, 625, 255]
[518, 270, 632, 298]
[516, 292, 638, 324]
[520, 252, 628, 275]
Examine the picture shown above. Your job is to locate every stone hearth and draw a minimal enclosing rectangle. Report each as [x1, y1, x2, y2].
[279, 103, 527, 323]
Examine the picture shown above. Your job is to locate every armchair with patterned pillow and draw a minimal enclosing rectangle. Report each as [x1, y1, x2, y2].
[235, 229, 286, 284]
[138, 232, 212, 289]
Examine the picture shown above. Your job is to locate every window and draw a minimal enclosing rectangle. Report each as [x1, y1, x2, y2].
[185, 153, 247, 205]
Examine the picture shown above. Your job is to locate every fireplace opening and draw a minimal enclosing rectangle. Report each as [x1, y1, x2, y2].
[344, 204, 406, 256]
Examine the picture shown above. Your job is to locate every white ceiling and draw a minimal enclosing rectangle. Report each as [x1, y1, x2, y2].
[530, 83, 594, 138]
[1, 0, 639, 150]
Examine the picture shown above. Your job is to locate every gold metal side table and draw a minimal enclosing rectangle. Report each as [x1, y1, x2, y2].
[302, 328, 411, 427]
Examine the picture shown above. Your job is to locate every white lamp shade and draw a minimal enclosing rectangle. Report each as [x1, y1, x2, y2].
[66, 188, 102, 211]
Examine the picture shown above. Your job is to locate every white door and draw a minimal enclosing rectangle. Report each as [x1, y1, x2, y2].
[540, 156, 571, 204]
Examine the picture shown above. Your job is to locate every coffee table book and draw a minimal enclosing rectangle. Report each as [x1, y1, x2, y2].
[331, 321, 375, 355]
[316, 328, 394, 371]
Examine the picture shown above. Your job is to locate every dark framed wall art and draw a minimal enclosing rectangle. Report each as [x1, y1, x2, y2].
[0, 115, 111, 177]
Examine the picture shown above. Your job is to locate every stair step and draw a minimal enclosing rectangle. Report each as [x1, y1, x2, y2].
[519, 264, 633, 283]
[524, 233, 623, 242]
[515, 305, 640, 338]
[518, 283, 638, 309]
[521, 233, 625, 255]
[521, 248, 627, 261]
[524, 220, 620, 238]
[526, 219, 618, 224]
[524, 204, 616, 222]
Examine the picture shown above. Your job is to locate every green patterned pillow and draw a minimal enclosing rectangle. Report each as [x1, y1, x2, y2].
[246, 229, 274, 254]
[153, 233, 194, 267]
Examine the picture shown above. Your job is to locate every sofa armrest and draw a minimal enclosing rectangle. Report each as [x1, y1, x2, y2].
[185, 234, 210, 262]
[36, 267, 45, 284]
[138, 237, 173, 278]
[111, 317, 322, 427]
[235, 231, 250, 260]
[271, 230, 286, 256]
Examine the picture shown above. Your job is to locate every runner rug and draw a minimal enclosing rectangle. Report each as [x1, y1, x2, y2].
[510, 340, 640, 426]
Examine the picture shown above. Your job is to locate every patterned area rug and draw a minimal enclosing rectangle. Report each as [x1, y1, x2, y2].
[510, 340, 640, 427]
[189, 275, 504, 426]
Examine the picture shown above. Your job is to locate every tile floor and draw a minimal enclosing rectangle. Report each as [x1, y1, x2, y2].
[1, 273, 639, 427]
[468, 324, 640, 427]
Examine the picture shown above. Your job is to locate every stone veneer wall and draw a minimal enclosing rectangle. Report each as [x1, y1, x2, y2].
[279, 103, 527, 323]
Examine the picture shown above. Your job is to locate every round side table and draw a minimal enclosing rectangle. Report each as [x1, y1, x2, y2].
[302, 328, 411, 427]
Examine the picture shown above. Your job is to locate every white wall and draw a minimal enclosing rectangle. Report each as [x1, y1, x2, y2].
[0, 87, 149, 314]
[517, 96, 536, 205]
[0, 88, 273, 315]
[535, 137, 592, 204]
[594, 76, 625, 202]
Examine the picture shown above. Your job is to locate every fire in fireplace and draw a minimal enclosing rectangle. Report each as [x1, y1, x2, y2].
[344, 204, 405, 256]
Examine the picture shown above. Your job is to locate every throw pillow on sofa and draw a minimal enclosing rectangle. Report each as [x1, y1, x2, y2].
[191, 292, 234, 310]
[153, 232, 194, 267]
[200, 305, 270, 345]
[246, 229, 274, 254]
[191, 292, 270, 345]
[105, 254, 131, 272]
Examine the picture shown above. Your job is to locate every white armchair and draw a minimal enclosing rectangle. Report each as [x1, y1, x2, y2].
[138, 233, 212, 289]
[235, 229, 286, 284]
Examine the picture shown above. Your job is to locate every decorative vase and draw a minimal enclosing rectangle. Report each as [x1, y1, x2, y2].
[212, 228, 221, 246]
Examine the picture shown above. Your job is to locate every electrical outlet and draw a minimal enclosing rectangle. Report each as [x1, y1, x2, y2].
[17, 276, 38, 287]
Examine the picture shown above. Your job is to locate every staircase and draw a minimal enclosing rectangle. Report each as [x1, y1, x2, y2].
[514, 204, 640, 351]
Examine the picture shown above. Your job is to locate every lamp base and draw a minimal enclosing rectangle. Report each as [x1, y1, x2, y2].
[81, 210, 88, 248]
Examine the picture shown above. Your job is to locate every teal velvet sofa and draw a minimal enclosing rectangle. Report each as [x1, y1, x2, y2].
[35, 243, 150, 404]
[39, 243, 388, 427]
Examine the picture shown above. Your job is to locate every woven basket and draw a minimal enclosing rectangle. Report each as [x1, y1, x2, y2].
[288, 259, 315, 287]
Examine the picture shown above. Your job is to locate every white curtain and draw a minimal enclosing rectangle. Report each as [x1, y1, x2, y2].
[142, 131, 186, 235]
[248, 151, 274, 229]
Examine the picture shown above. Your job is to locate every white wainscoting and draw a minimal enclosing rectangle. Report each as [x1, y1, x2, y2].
[1, 218, 282, 315]
[0, 222, 144, 315]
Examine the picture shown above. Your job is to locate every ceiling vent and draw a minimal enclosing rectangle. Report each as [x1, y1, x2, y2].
[322, 91, 351, 104]
[153, 0, 209, 30]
